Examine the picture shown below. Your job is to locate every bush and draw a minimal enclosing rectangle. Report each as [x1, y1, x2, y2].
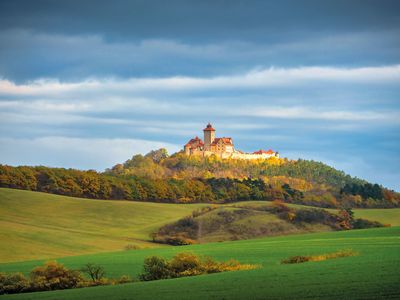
[139, 256, 173, 281]
[125, 244, 142, 250]
[30, 261, 83, 291]
[116, 275, 133, 284]
[169, 252, 202, 277]
[0, 272, 30, 295]
[139, 252, 259, 281]
[152, 233, 196, 246]
[281, 249, 358, 264]
[281, 255, 310, 264]
[352, 218, 384, 229]
[0, 261, 133, 295]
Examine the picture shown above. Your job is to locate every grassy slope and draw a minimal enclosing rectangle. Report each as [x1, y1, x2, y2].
[1, 188, 400, 263]
[233, 201, 400, 226]
[190, 207, 332, 243]
[0, 227, 399, 300]
[0, 188, 206, 262]
[353, 209, 400, 226]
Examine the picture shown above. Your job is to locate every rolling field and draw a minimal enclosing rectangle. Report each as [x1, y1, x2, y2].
[0, 227, 399, 299]
[1, 188, 400, 263]
[353, 208, 400, 226]
[233, 200, 400, 226]
[0, 188, 207, 262]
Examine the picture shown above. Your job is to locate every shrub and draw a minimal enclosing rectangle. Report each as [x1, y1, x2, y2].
[139, 256, 173, 281]
[116, 275, 133, 284]
[153, 234, 196, 246]
[169, 252, 202, 277]
[81, 278, 110, 287]
[0, 272, 30, 295]
[220, 259, 259, 271]
[125, 244, 142, 250]
[0, 262, 132, 295]
[281, 255, 310, 264]
[30, 261, 83, 291]
[281, 249, 358, 264]
[139, 252, 259, 281]
[352, 218, 384, 229]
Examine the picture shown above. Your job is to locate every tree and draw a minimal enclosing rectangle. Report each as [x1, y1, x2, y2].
[145, 148, 169, 163]
[30, 261, 82, 291]
[338, 207, 354, 230]
[80, 263, 105, 282]
[139, 256, 172, 281]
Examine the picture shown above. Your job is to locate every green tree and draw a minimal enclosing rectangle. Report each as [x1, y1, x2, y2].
[80, 263, 105, 282]
[139, 256, 172, 281]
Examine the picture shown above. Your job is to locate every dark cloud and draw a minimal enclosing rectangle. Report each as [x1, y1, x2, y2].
[0, 29, 399, 82]
[0, 1, 400, 81]
[1, 0, 400, 42]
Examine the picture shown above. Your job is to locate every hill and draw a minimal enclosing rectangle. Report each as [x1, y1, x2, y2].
[1, 188, 399, 263]
[0, 188, 207, 262]
[1, 150, 399, 208]
[0, 227, 399, 299]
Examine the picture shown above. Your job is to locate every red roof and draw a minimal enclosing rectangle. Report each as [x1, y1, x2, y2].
[253, 149, 274, 155]
[185, 136, 204, 147]
[203, 123, 216, 131]
[211, 137, 233, 145]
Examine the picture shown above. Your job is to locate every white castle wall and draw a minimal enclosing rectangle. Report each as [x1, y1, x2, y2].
[231, 152, 279, 160]
[190, 149, 278, 160]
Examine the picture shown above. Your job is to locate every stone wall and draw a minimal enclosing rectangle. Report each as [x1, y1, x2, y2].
[187, 149, 279, 160]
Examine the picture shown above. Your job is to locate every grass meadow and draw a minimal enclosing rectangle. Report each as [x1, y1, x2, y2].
[1, 188, 400, 262]
[0, 188, 206, 262]
[1, 188, 399, 299]
[0, 227, 399, 299]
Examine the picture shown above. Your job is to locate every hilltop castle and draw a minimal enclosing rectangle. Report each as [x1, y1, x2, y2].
[184, 123, 279, 160]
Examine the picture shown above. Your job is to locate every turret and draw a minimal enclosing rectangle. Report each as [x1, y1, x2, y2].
[203, 123, 215, 150]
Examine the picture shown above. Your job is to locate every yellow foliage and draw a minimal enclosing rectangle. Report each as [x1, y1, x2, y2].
[281, 249, 358, 264]
[265, 176, 313, 192]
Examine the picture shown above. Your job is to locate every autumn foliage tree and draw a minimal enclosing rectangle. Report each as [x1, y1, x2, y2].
[1, 148, 399, 208]
[338, 208, 355, 230]
[30, 261, 82, 291]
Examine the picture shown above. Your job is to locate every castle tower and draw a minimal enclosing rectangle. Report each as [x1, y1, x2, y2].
[203, 123, 216, 150]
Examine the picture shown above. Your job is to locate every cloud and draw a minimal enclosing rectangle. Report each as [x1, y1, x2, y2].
[1, 28, 400, 82]
[1, 64, 399, 97]
[0, 137, 180, 170]
[240, 106, 398, 122]
[1, 65, 399, 126]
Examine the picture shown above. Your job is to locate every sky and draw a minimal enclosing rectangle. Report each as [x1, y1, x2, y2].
[0, 0, 399, 190]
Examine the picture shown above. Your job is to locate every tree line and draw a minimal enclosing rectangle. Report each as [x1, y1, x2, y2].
[0, 149, 399, 208]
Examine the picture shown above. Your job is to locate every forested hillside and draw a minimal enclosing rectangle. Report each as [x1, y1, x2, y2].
[0, 149, 399, 208]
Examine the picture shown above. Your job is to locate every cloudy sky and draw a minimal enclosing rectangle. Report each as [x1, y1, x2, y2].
[0, 0, 399, 190]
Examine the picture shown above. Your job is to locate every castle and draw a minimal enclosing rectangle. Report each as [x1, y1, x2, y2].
[184, 123, 279, 160]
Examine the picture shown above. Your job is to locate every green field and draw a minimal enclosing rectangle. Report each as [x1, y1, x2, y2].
[0, 227, 399, 299]
[1, 188, 400, 263]
[353, 208, 400, 226]
[0, 188, 207, 262]
[1, 188, 400, 299]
